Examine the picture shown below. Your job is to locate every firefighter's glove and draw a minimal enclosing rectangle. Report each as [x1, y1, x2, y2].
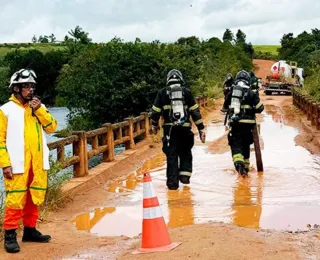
[150, 125, 159, 135]
[199, 130, 206, 144]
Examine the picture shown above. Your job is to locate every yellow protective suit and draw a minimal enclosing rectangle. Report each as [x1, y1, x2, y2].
[0, 95, 57, 209]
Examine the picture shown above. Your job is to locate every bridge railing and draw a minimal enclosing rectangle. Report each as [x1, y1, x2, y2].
[48, 95, 208, 177]
[292, 88, 320, 130]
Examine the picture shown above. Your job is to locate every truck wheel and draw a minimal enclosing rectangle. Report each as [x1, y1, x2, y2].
[265, 91, 271, 95]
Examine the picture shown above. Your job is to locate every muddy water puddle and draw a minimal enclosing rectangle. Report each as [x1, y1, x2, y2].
[71, 106, 320, 236]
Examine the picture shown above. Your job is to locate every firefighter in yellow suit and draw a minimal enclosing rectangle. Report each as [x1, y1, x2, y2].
[0, 69, 57, 253]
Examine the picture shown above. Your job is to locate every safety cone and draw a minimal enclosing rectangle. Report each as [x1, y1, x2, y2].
[132, 173, 182, 254]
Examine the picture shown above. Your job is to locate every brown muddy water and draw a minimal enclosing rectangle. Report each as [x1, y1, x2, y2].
[70, 106, 320, 237]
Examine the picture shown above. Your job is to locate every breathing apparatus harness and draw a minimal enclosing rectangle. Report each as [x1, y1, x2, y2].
[228, 80, 250, 124]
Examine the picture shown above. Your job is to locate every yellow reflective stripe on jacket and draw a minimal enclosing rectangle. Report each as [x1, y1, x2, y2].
[152, 105, 161, 113]
[0, 146, 7, 150]
[6, 189, 28, 194]
[240, 105, 252, 109]
[163, 105, 188, 110]
[195, 119, 203, 125]
[244, 159, 250, 165]
[179, 171, 192, 177]
[34, 105, 58, 134]
[189, 104, 199, 111]
[43, 122, 53, 129]
[255, 102, 263, 109]
[163, 122, 191, 127]
[238, 119, 256, 124]
[30, 186, 48, 191]
[233, 153, 244, 163]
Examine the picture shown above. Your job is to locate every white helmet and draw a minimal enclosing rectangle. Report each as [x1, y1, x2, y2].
[9, 69, 37, 88]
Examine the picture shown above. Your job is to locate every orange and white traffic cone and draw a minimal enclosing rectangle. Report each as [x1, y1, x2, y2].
[132, 172, 182, 254]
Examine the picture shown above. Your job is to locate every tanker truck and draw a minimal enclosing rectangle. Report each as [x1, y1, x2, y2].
[264, 60, 304, 95]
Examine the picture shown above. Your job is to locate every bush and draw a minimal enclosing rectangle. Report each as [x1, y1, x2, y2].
[57, 38, 252, 130]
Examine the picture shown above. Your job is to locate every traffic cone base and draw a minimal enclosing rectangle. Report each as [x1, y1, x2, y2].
[132, 173, 181, 254]
[132, 241, 182, 254]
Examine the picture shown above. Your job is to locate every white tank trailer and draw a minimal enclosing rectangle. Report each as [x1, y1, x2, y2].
[264, 60, 304, 95]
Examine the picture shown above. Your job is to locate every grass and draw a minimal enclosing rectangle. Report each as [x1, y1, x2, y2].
[0, 43, 66, 59]
[0, 159, 73, 239]
[253, 45, 280, 56]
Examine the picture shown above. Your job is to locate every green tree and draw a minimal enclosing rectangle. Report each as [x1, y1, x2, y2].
[67, 25, 92, 44]
[222, 29, 234, 42]
[236, 29, 246, 44]
[32, 35, 37, 43]
[49, 34, 56, 43]
[38, 35, 49, 43]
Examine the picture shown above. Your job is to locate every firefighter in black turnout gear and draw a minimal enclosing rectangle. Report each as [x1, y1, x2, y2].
[151, 69, 206, 190]
[249, 72, 259, 96]
[221, 73, 234, 113]
[223, 70, 264, 176]
[223, 73, 234, 97]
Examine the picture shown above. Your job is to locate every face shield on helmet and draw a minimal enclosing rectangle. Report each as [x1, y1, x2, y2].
[166, 69, 184, 85]
[9, 69, 37, 89]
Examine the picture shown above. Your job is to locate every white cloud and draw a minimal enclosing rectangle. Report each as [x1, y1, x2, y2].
[0, 0, 319, 44]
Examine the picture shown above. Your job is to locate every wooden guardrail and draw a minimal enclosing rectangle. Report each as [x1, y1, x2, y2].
[292, 88, 320, 130]
[48, 95, 208, 177]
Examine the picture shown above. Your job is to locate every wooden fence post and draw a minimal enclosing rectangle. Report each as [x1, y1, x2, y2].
[102, 123, 114, 162]
[141, 112, 150, 138]
[317, 104, 320, 130]
[72, 131, 88, 177]
[125, 117, 135, 149]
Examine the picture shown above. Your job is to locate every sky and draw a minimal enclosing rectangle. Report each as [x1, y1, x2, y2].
[0, 0, 319, 45]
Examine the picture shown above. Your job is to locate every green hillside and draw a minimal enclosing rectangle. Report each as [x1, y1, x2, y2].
[253, 45, 280, 56]
[0, 43, 65, 59]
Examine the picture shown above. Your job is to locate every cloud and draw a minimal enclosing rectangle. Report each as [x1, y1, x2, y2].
[0, 0, 319, 44]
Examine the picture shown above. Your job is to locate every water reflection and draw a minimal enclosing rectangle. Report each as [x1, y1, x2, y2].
[231, 173, 263, 228]
[167, 186, 195, 228]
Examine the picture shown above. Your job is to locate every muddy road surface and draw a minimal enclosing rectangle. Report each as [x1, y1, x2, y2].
[1, 94, 320, 260]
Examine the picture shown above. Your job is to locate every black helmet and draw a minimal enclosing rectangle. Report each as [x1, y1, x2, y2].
[167, 69, 184, 85]
[226, 73, 233, 81]
[235, 70, 251, 84]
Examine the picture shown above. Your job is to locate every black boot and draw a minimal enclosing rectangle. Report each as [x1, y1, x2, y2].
[235, 163, 248, 177]
[22, 227, 51, 243]
[179, 175, 190, 184]
[167, 178, 179, 190]
[4, 229, 20, 253]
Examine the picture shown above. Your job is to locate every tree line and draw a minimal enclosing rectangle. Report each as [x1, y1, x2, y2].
[0, 27, 254, 130]
[278, 29, 320, 100]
